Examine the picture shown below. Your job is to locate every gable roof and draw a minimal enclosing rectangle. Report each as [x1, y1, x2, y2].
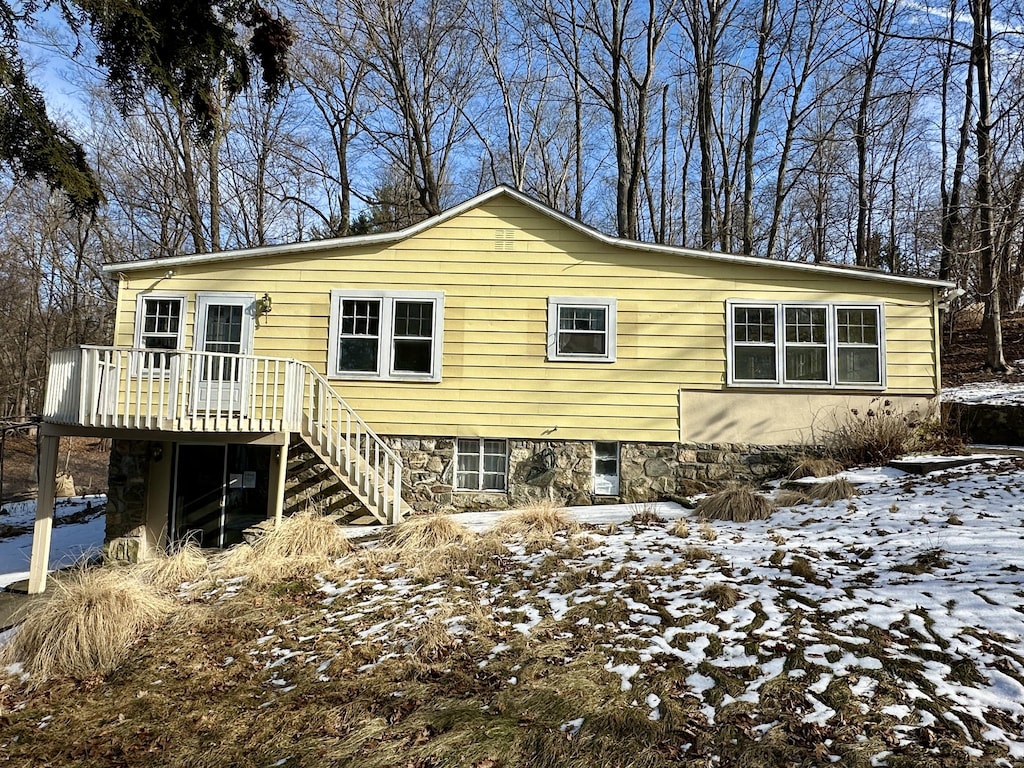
[105, 186, 953, 289]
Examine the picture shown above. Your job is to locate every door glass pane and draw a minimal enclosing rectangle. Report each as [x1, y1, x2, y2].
[594, 441, 619, 495]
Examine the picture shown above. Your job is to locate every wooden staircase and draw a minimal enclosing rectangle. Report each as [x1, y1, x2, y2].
[284, 438, 379, 524]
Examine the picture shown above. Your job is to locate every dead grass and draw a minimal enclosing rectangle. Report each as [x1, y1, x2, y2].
[802, 477, 857, 504]
[701, 582, 740, 609]
[386, 512, 475, 550]
[216, 510, 354, 585]
[696, 487, 776, 522]
[0, 567, 175, 681]
[491, 499, 581, 542]
[788, 455, 844, 480]
[669, 518, 691, 538]
[773, 489, 812, 507]
[132, 541, 209, 591]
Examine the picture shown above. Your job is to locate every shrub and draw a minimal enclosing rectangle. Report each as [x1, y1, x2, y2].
[696, 487, 776, 522]
[820, 400, 916, 466]
[1, 567, 174, 681]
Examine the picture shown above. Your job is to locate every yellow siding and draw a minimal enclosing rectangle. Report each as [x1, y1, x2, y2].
[112, 195, 940, 442]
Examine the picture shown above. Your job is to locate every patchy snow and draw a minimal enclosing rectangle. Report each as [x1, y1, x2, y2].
[221, 456, 1024, 760]
[942, 381, 1024, 405]
[0, 495, 106, 590]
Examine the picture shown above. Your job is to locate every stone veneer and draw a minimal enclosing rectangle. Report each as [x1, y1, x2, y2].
[386, 436, 805, 512]
[104, 438, 153, 562]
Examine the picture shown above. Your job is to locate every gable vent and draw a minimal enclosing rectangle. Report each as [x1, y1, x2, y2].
[495, 229, 516, 251]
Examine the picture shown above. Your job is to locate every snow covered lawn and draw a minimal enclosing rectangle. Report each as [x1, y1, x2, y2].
[0, 496, 105, 589]
[4, 459, 1024, 766]
[254, 457, 1024, 765]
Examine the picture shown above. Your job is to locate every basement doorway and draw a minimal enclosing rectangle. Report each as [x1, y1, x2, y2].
[171, 444, 272, 548]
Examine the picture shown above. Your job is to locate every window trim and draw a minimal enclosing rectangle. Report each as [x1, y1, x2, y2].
[328, 289, 444, 382]
[133, 293, 187, 374]
[454, 438, 508, 492]
[547, 296, 617, 363]
[726, 300, 886, 389]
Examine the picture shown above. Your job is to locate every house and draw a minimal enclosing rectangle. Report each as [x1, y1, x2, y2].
[26, 186, 951, 592]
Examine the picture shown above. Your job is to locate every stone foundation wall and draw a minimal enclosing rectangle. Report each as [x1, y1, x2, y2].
[104, 438, 153, 562]
[386, 436, 805, 512]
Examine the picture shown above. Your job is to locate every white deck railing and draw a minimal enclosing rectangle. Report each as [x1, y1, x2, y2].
[43, 346, 404, 523]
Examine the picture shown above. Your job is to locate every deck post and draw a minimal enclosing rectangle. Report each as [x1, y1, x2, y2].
[270, 432, 290, 526]
[28, 434, 60, 594]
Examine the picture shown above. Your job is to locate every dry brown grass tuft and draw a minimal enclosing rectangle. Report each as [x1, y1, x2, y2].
[803, 477, 857, 504]
[668, 518, 691, 538]
[629, 501, 664, 525]
[774, 489, 812, 508]
[216, 510, 354, 585]
[701, 582, 740, 609]
[696, 487, 776, 523]
[491, 500, 580, 542]
[0, 567, 175, 681]
[788, 455, 844, 480]
[386, 512, 475, 551]
[132, 540, 209, 591]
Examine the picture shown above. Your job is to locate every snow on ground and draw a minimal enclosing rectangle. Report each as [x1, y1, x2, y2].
[0, 496, 106, 589]
[942, 381, 1024, 405]
[236, 458, 1024, 764]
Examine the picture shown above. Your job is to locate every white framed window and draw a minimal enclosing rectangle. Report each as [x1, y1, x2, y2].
[134, 294, 186, 371]
[547, 297, 617, 362]
[455, 438, 507, 492]
[328, 290, 444, 381]
[593, 441, 620, 496]
[727, 301, 885, 388]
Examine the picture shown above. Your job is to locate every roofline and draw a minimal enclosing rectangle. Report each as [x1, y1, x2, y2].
[104, 185, 953, 290]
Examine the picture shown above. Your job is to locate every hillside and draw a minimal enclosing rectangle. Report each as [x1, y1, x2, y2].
[3, 458, 1024, 767]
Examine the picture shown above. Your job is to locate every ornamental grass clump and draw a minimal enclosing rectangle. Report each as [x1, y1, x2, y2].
[387, 512, 475, 551]
[491, 499, 581, 542]
[803, 477, 857, 504]
[788, 455, 844, 480]
[132, 540, 209, 592]
[217, 509, 354, 585]
[1, 567, 175, 682]
[695, 486, 776, 523]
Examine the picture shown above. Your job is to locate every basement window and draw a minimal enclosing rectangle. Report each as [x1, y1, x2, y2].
[455, 438, 507, 492]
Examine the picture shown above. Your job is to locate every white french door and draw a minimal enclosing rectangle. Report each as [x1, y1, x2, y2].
[193, 293, 255, 413]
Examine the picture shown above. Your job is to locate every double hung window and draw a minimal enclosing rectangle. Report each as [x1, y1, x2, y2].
[328, 290, 443, 381]
[728, 301, 884, 388]
[135, 295, 185, 371]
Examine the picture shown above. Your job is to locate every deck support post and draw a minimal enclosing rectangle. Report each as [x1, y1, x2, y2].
[28, 434, 60, 594]
[270, 432, 289, 526]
